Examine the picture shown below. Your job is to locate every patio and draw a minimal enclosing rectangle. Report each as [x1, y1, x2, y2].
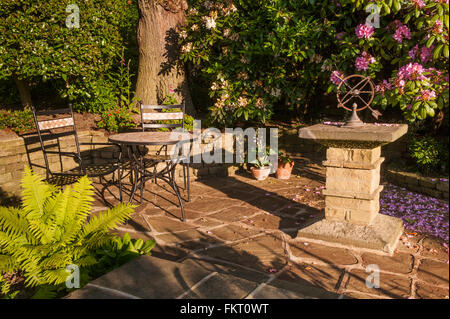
[79, 155, 449, 299]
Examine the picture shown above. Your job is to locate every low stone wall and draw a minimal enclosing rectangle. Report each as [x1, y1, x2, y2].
[0, 129, 262, 197]
[0, 126, 439, 200]
[384, 168, 449, 200]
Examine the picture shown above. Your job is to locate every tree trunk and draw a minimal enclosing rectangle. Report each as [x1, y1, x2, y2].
[135, 0, 195, 115]
[14, 77, 32, 108]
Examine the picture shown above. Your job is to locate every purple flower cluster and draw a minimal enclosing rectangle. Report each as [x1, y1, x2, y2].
[380, 184, 449, 242]
[330, 70, 345, 85]
[355, 51, 376, 71]
[409, 44, 434, 63]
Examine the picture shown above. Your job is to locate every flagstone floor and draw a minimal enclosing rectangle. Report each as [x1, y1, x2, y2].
[92, 157, 449, 299]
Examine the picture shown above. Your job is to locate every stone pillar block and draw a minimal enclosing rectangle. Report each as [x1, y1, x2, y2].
[325, 165, 381, 195]
[325, 190, 381, 225]
[326, 147, 381, 165]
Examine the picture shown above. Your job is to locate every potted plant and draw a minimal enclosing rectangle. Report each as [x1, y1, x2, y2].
[276, 152, 294, 180]
[248, 150, 273, 181]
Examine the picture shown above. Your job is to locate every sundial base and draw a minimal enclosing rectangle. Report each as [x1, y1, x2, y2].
[297, 214, 404, 255]
[343, 108, 365, 128]
[298, 123, 408, 255]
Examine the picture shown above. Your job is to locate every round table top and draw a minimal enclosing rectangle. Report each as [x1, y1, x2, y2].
[108, 131, 194, 146]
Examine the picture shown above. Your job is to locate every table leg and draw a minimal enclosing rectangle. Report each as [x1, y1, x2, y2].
[128, 145, 143, 204]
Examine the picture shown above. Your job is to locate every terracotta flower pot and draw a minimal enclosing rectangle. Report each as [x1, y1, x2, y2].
[276, 161, 294, 180]
[250, 166, 271, 181]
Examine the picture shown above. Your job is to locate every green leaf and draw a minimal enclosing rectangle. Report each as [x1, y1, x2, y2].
[443, 45, 449, 58]
[433, 44, 444, 60]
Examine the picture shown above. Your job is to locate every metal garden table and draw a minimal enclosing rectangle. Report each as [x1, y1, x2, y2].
[109, 131, 193, 221]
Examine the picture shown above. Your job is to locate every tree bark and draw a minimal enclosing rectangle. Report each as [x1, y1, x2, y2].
[14, 77, 32, 108]
[135, 0, 195, 115]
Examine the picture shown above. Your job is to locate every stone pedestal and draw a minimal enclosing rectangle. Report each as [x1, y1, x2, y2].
[298, 123, 408, 254]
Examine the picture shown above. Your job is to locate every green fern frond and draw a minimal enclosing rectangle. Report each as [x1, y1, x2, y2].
[75, 255, 97, 267]
[21, 167, 57, 219]
[0, 254, 17, 273]
[0, 207, 29, 238]
[82, 203, 134, 237]
[42, 189, 70, 243]
[82, 234, 117, 250]
[66, 176, 95, 222]
[41, 268, 72, 286]
[39, 251, 72, 270]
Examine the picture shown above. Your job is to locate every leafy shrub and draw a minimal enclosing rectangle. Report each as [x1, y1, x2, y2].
[89, 233, 155, 279]
[70, 52, 139, 114]
[97, 106, 137, 133]
[0, 108, 34, 133]
[181, 0, 336, 125]
[408, 136, 449, 173]
[181, 0, 448, 125]
[0, 167, 136, 289]
[328, 0, 449, 123]
[0, 0, 139, 112]
[158, 91, 195, 132]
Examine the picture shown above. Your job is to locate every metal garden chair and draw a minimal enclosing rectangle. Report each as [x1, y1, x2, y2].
[31, 104, 123, 200]
[139, 100, 191, 203]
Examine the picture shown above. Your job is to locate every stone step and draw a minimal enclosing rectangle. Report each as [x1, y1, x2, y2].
[66, 255, 341, 299]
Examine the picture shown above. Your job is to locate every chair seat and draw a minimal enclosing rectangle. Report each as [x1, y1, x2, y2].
[52, 163, 119, 178]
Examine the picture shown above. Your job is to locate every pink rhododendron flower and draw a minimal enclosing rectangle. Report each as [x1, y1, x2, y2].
[376, 80, 393, 96]
[355, 23, 374, 39]
[355, 56, 369, 70]
[398, 63, 427, 81]
[419, 89, 436, 101]
[409, 44, 419, 60]
[355, 51, 376, 71]
[433, 20, 443, 34]
[412, 0, 426, 8]
[420, 46, 434, 63]
[362, 51, 376, 64]
[393, 25, 412, 43]
[330, 70, 345, 85]
[394, 78, 406, 94]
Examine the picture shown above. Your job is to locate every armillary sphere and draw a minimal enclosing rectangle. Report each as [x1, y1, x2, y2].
[336, 74, 381, 128]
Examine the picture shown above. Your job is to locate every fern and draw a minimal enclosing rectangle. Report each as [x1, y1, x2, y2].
[0, 167, 136, 288]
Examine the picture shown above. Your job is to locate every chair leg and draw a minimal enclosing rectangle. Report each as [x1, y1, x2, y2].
[186, 163, 190, 202]
[118, 167, 123, 202]
[140, 175, 145, 204]
[170, 166, 185, 222]
[183, 164, 187, 189]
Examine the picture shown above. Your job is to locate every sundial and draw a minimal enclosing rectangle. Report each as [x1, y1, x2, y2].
[336, 74, 382, 127]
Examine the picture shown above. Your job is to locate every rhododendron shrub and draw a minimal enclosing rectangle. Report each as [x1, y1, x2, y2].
[180, 0, 339, 125]
[181, 0, 448, 125]
[328, 0, 448, 122]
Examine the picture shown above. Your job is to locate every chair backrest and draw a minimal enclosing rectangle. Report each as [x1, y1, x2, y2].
[31, 104, 82, 178]
[140, 100, 185, 131]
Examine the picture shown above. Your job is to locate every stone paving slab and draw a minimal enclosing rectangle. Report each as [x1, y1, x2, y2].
[180, 273, 259, 299]
[67, 255, 335, 299]
[91, 168, 448, 299]
[297, 214, 404, 254]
